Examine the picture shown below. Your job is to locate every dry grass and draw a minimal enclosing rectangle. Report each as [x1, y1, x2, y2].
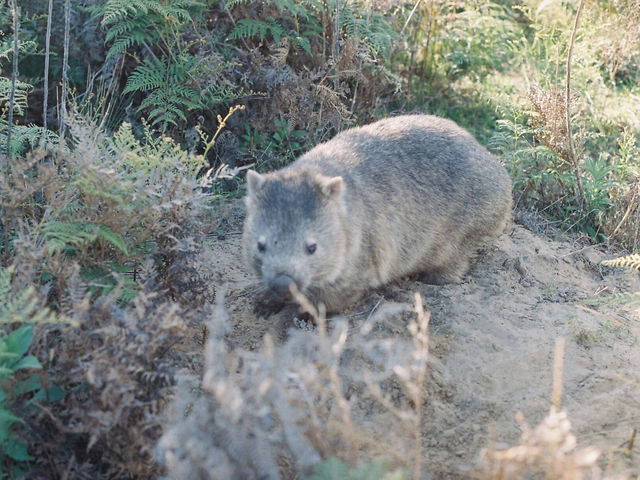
[479, 407, 602, 480]
[159, 290, 431, 479]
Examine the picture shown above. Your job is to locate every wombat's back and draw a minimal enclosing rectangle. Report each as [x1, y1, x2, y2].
[294, 115, 511, 286]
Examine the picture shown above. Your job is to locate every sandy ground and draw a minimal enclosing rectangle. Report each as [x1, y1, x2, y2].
[205, 201, 640, 478]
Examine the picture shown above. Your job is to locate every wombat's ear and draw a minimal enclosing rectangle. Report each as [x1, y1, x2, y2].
[316, 174, 344, 200]
[246, 170, 265, 195]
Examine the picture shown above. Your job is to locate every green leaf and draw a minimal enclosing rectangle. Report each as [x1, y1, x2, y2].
[5, 438, 34, 461]
[46, 386, 67, 403]
[12, 355, 42, 372]
[311, 457, 350, 480]
[0, 352, 19, 363]
[15, 375, 42, 396]
[0, 408, 23, 428]
[96, 226, 129, 256]
[0, 367, 13, 383]
[292, 35, 312, 55]
[4, 325, 33, 360]
[291, 130, 307, 138]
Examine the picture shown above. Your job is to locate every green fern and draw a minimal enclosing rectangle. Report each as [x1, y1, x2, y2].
[0, 77, 58, 155]
[227, 0, 395, 58]
[99, 0, 194, 60]
[112, 120, 206, 177]
[122, 57, 168, 93]
[340, 6, 396, 59]
[128, 81, 195, 129]
[224, 0, 252, 7]
[123, 53, 233, 130]
[96, 0, 237, 131]
[228, 18, 286, 43]
[228, 17, 316, 54]
[0, 266, 68, 475]
[80, 264, 138, 304]
[0, 121, 58, 157]
[226, 0, 323, 55]
[41, 221, 129, 257]
[601, 254, 640, 271]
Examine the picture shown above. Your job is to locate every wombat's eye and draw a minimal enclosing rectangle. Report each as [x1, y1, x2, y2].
[257, 240, 267, 253]
[306, 242, 317, 255]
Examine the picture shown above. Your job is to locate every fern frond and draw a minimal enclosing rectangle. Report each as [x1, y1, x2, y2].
[41, 221, 129, 257]
[101, 0, 150, 27]
[103, 17, 138, 41]
[290, 35, 312, 55]
[95, 226, 129, 256]
[100, 0, 195, 59]
[106, 30, 158, 60]
[140, 92, 185, 127]
[200, 83, 245, 106]
[228, 18, 285, 43]
[340, 7, 396, 58]
[224, 0, 252, 8]
[0, 77, 32, 116]
[0, 122, 58, 157]
[601, 254, 640, 271]
[41, 221, 98, 256]
[112, 122, 144, 157]
[123, 58, 167, 94]
[152, 2, 192, 22]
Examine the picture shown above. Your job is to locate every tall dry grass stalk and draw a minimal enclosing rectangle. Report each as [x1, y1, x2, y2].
[6, 0, 19, 160]
[565, 0, 587, 209]
[42, 0, 53, 142]
[60, 0, 71, 138]
[552, 337, 565, 409]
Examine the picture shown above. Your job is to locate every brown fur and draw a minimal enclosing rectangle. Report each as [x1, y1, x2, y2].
[243, 115, 512, 311]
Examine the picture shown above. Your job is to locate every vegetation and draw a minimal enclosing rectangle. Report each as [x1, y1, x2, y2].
[0, 0, 639, 478]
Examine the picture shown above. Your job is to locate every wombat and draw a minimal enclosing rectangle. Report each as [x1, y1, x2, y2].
[243, 114, 512, 311]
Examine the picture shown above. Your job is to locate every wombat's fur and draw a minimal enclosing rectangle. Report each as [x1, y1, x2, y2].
[243, 114, 512, 311]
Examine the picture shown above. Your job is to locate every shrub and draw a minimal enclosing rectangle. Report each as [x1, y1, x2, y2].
[0, 102, 241, 476]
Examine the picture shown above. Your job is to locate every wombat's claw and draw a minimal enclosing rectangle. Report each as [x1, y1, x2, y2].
[293, 314, 316, 331]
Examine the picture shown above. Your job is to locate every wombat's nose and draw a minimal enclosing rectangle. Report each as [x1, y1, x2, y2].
[270, 274, 295, 298]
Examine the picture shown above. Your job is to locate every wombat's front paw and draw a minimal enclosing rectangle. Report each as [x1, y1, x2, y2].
[293, 313, 316, 331]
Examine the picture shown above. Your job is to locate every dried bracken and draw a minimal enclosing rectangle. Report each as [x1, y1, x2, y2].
[528, 83, 581, 164]
[31, 282, 197, 478]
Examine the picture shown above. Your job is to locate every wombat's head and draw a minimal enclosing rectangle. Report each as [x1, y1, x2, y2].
[243, 169, 348, 303]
